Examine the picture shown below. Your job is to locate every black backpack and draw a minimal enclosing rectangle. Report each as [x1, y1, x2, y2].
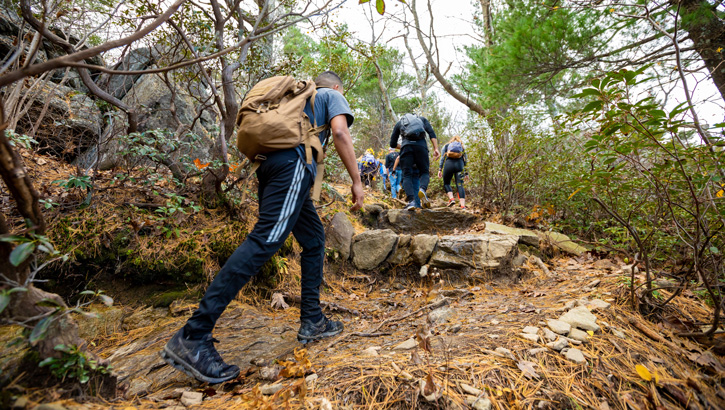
[400, 114, 425, 141]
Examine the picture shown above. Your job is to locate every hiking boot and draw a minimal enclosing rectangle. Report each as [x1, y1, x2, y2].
[297, 315, 344, 344]
[447, 198, 456, 207]
[160, 330, 240, 384]
[405, 201, 417, 211]
[418, 189, 430, 208]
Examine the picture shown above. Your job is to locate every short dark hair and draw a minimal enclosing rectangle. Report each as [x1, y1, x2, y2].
[315, 71, 343, 88]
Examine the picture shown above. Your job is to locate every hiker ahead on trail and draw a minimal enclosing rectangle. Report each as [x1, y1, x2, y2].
[385, 148, 401, 199]
[390, 113, 440, 209]
[359, 149, 380, 189]
[438, 135, 468, 209]
[161, 71, 363, 385]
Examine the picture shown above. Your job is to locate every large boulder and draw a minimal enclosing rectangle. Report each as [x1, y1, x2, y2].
[387, 234, 413, 265]
[410, 234, 438, 265]
[429, 234, 518, 274]
[14, 81, 103, 163]
[85, 73, 216, 170]
[378, 209, 478, 234]
[326, 212, 355, 260]
[538, 231, 587, 256]
[101, 47, 161, 100]
[485, 222, 540, 247]
[351, 229, 398, 270]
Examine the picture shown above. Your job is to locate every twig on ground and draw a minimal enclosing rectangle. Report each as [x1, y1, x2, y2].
[529, 256, 550, 276]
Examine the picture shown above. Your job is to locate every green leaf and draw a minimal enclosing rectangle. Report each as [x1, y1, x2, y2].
[710, 246, 720, 255]
[0, 235, 26, 243]
[78, 290, 96, 296]
[38, 357, 55, 367]
[29, 317, 53, 345]
[359, 0, 371, 3]
[0, 293, 9, 315]
[582, 100, 602, 112]
[10, 242, 36, 266]
[36, 298, 63, 308]
[376, 0, 385, 14]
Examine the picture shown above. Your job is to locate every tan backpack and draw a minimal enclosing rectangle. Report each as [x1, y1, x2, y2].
[235, 76, 329, 199]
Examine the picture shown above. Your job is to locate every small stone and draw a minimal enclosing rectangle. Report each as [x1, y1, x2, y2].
[428, 307, 454, 325]
[260, 383, 284, 395]
[494, 347, 515, 360]
[546, 338, 568, 352]
[586, 279, 601, 288]
[12, 397, 29, 409]
[522, 326, 539, 334]
[362, 346, 381, 356]
[320, 398, 333, 410]
[449, 324, 462, 333]
[587, 299, 611, 310]
[621, 264, 639, 274]
[419, 265, 429, 277]
[393, 338, 418, 350]
[568, 328, 589, 343]
[465, 396, 492, 410]
[559, 306, 600, 332]
[491, 319, 500, 325]
[521, 333, 540, 343]
[612, 328, 626, 339]
[180, 391, 203, 406]
[564, 348, 586, 364]
[305, 374, 319, 385]
[546, 319, 571, 335]
[260, 365, 281, 380]
[460, 383, 483, 396]
[542, 328, 557, 342]
[529, 348, 547, 355]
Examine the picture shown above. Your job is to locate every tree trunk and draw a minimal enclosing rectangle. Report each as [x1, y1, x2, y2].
[678, 0, 725, 102]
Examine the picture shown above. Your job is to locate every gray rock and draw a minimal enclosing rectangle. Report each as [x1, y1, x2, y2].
[326, 212, 355, 260]
[379, 209, 478, 234]
[103, 47, 161, 99]
[512, 254, 529, 267]
[11, 396, 29, 410]
[528, 348, 547, 356]
[387, 234, 413, 265]
[465, 396, 492, 410]
[537, 231, 587, 256]
[351, 229, 398, 270]
[587, 299, 611, 310]
[428, 307, 454, 326]
[410, 234, 438, 264]
[34, 404, 68, 410]
[593, 259, 618, 271]
[568, 328, 589, 343]
[362, 346, 381, 357]
[564, 348, 586, 364]
[363, 203, 384, 216]
[559, 306, 600, 332]
[260, 383, 284, 395]
[419, 264, 429, 277]
[180, 391, 203, 406]
[393, 338, 418, 350]
[15, 82, 102, 164]
[612, 328, 626, 339]
[521, 333, 540, 343]
[546, 338, 568, 352]
[522, 326, 539, 335]
[546, 319, 571, 336]
[429, 234, 519, 274]
[485, 222, 540, 247]
[542, 328, 557, 342]
[494, 347, 515, 360]
[460, 383, 483, 396]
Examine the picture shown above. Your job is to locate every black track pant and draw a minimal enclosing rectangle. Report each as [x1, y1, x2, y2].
[400, 144, 430, 202]
[442, 158, 465, 199]
[183, 148, 324, 338]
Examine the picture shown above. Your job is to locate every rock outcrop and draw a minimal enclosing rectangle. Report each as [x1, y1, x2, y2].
[377, 209, 479, 233]
[326, 212, 355, 260]
[351, 229, 398, 270]
[429, 234, 518, 273]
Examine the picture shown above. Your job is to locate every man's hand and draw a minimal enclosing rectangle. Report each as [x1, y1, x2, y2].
[433, 149, 441, 160]
[350, 182, 364, 211]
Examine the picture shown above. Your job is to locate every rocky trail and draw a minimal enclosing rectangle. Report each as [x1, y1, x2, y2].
[3, 188, 725, 410]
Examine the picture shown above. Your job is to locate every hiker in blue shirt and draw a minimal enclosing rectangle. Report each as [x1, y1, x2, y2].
[161, 71, 364, 384]
[384, 148, 401, 199]
[438, 135, 469, 209]
[390, 113, 440, 209]
[359, 149, 380, 189]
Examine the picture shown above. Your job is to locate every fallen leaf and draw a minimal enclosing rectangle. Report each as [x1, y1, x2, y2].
[635, 364, 652, 381]
[517, 360, 540, 380]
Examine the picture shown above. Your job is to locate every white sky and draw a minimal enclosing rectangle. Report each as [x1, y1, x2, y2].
[303, 0, 724, 134]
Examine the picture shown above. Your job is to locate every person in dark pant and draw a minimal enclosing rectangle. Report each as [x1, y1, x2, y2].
[161, 71, 364, 384]
[390, 113, 440, 209]
[438, 135, 468, 209]
[384, 148, 401, 199]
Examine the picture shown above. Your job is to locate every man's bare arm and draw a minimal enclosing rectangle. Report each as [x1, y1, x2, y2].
[330, 115, 364, 211]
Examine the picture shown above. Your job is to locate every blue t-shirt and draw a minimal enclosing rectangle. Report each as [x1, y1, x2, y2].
[297, 87, 354, 175]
